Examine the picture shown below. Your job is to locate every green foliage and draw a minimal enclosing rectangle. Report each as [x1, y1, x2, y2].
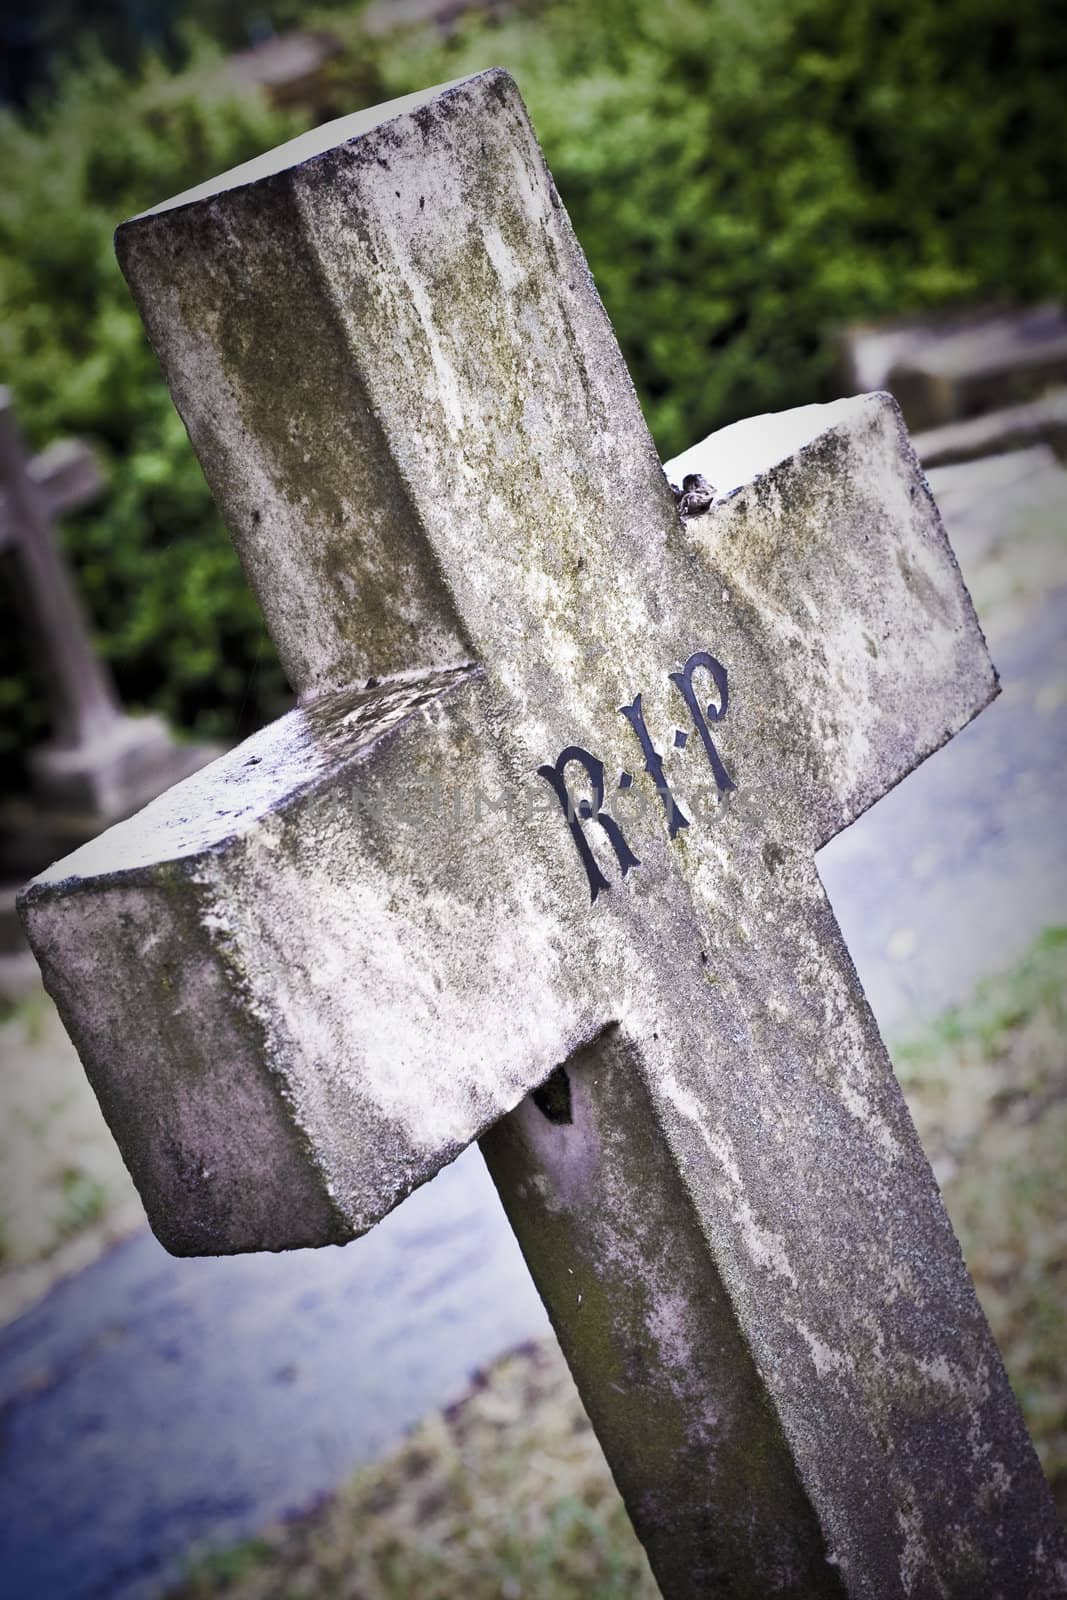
[379, 0, 1067, 452]
[59, 1165, 106, 1236]
[894, 925, 1067, 1066]
[0, 48, 312, 772]
[3, 0, 1066, 773]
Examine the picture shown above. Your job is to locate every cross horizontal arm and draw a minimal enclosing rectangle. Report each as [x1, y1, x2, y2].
[20, 666, 592, 1253]
[28, 435, 103, 514]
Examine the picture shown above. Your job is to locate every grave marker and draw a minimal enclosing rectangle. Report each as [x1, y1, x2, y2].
[840, 303, 1067, 431]
[0, 391, 217, 832]
[19, 72, 1067, 1597]
[0, 393, 115, 780]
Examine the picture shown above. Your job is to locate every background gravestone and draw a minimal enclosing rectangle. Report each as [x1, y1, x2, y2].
[840, 303, 1067, 442]
[0, 390, 219, 974]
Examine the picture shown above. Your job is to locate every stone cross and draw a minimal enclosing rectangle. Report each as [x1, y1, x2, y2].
[19, 72, 1065, 1598]
[0, 391, 214, 825]
[0, 392, 115, 765]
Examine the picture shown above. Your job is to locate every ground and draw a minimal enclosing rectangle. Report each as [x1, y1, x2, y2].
[1, 433, 1063, 1594]
[3, 927, 1057, 1599]
[0, 984, 142, 1325]
[177, 1341, 659, 1600]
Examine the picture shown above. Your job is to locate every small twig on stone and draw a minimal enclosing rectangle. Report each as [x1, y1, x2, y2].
[671, 472, 717, 523]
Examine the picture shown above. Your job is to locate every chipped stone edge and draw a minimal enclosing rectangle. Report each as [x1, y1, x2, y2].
[15, 663, 482, 915]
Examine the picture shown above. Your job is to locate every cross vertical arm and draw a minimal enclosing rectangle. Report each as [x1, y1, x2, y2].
[114, 68, 681, 752]
[484, 846, 1065, 1598]
[482, 1025, 847, 1599]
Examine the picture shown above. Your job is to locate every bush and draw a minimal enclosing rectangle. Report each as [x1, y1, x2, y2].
[0, 49, 312, 772]
[2, 0, 1065, 777]
[372, 0, 1067, 451]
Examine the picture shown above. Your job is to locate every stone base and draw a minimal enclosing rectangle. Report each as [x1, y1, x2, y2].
[1, 716, 222, 889]
[27, 713, 217, 816]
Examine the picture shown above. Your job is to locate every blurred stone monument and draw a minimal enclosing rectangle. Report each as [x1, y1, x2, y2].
[0, 390, 218, 965]
[840, 302, 1067, 465]
[223, 30, 343, 111]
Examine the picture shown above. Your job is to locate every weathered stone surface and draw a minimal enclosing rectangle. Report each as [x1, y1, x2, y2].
[483, 1030, 842, 1596]
[20, 69, 1066, 1597]
[23, 666, 592, 1253]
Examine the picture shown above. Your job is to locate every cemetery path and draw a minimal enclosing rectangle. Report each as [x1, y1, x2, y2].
[0, 444, 1063, 1600]
[0, 1146, 549, 1600]
[820, 445, 1067, 1030]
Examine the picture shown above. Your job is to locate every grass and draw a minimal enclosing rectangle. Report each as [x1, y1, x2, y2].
[171, 928, 1067, 1599]
[0, 983, 143, 1324]
[175, 1342, 658, 1600]
[893, 925, 1067, 1506]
